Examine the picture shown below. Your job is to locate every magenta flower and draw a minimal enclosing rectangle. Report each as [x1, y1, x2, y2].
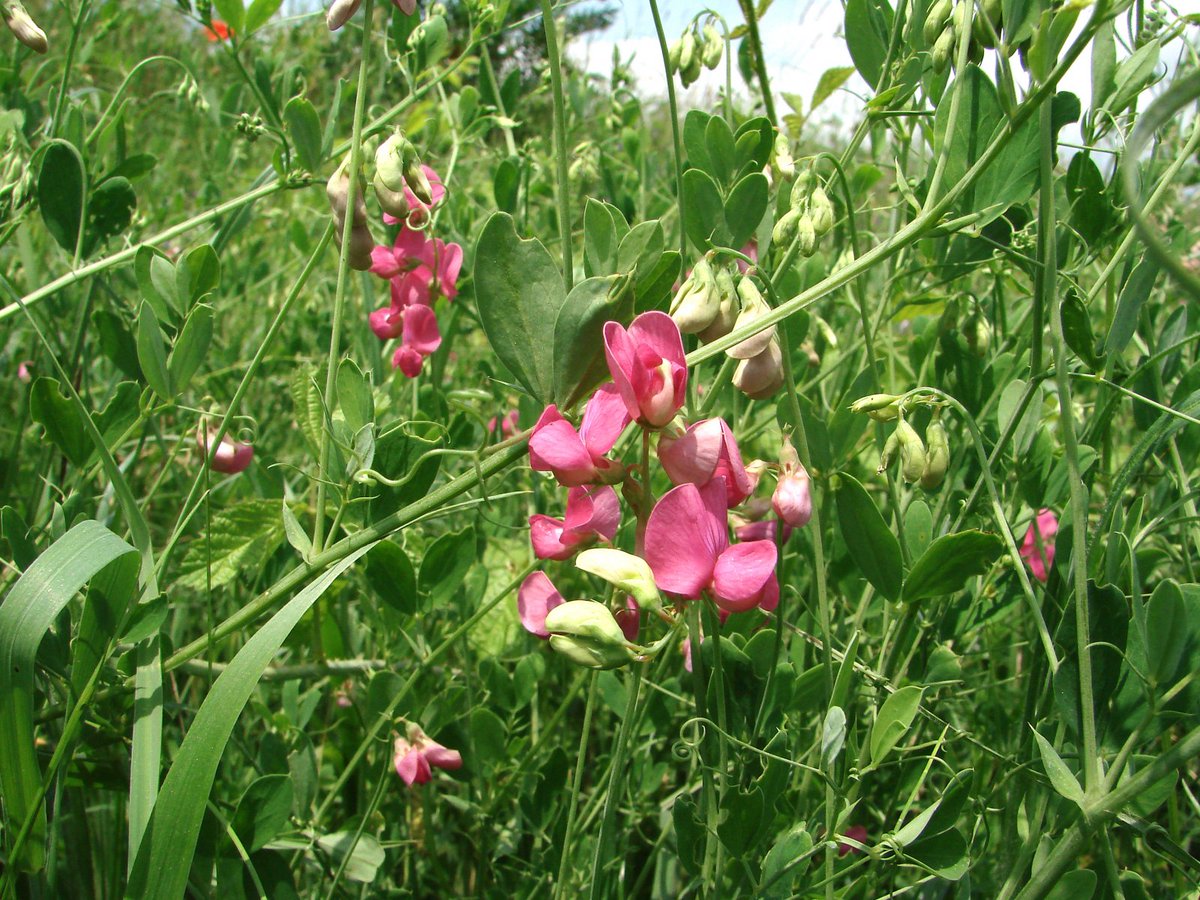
[644, 479, 778, 613]
[603, 311, 688, 428]
[773, 465, 812, 528]
[530, 485, 621, 560]
[517, 570, 566, 638]
[1020, 508, 1058, 582]
[371, 226, 463, 305]
[16, 360, 32, 383]
[369, 305, 403, 340]
[528, 384, 631, 486]
[657, 418, 754, 507]
[393, 723, 462, 786]
[198, 428, 253, 474]
[388, 304, 442, 377]
[615, 596, 640, 642]
[488, 409, 520, 438]
[838, 825, 869, 857]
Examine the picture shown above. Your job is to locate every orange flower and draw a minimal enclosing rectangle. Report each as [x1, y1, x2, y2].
[204, 19, 231, 41]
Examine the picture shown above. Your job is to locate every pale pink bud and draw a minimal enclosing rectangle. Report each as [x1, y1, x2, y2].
[772, 464, 812, 528]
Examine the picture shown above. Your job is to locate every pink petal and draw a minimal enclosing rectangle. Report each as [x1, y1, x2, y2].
[402, 304, 442, 355]
[602, 321, 641, 421]
[393, 225, 428, 260]
[579, 383, 631, 458]
[643, 481, 728, 598]
[628, 311, 687, 376]
[757, 572, 779, 612]
[391, 270, 431, 308]
[615, 596, 640, 642]
[434, 241, 463, 301]
[562, 485, 620, 542]
[517, 571, 565, 638]
[711, 541, 777, 613]
[392, 345, 424, 377]
[369, 305, 403, 340]
[658, 419, 724, 487]
[370, 245, 402, 279]
[394, 743, 431, 785]
[422, 742, 462, 771]
[528, 413, 596, 486]
[529, 514, 574, 561]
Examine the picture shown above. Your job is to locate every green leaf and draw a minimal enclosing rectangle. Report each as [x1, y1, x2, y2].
[1105, 259, 1159, 356]
[1060, 290, 1102, 370]
[336, 358, 373, 435]
[134, 246, 176, 324]
[290, 365, 326, 457]
[717, 787, 765, 856]
[177, 500, 286, 591]
[314, 831, 385, 884]
[1031, 728, 1085, 806]
[683, 110, 713, 175]
[176, 244, 221, 309]
[418, 525, 476, 608]
[904, 499, 933, 560]
[902, 530, 1004, 603]
[94, 309, 143, 380]
[493, 157, 519, 213]
[232, 775, 293, 853]
[844, 0, 893, 89]
[582, 199, 627, 278]
[137, 301, 173, 400]
[105, 153, 157, 181]
[168, 303, 213, 396]
[470, 707, 508, 764]
[724, 171, 768, 248]
[0, 521, 137, 872]
[834, 473, 902, 601]
[281, 501, 312, 560]
[906, 827, 969, 880]
[760, 825, 812, 898]
[244, 0, 282, 33]
[473, 213, 566, 403]
[869, 685, 923, 767]
[704, 115, 737, 184]
[29, 377, 91, 466]
[212, 0, 245, 34]
[682, 168, 728, 250]
[1045, 870, 1097, 900]
[820, 706, 846, 768]
[87, 177, 137, 251]
[38, 141, 86, 253]
[812, 66, 856, 112]
[1144, 579, 1187, 686]
[552, 275, 627, 408]
[364, 541, 417, 616]
[126, 545, 372, 899]
[283, 97, 321, 173]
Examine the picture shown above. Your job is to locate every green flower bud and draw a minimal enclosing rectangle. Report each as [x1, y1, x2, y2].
[878, 430, 899, 474]
[575, 548, 661, 611]
[732, 338, 784, 399]
[896, 418, 927, 483]
[923, 0, 953, 45]
[849, 393, 903, 419]
[544, 601, 634, 670]
[696, 267, 739, 343]
[790, 169, 813, 209]
[921, 417, 949, 490]
[375, 134, 410, 193]
[670, 257, 721, 334]
[797, 213, 818, 257]
[4, 1, 47, 53]
[810, 186, 834, 236]
[373, 171, 410, 220]
[727, 277, 776, 360]
[772, 208, 801, 248]
[772, 133, 796, 181]
[667, 38, 683, 73]
[964, 312, 992, 357]
[700, 22, 723, 70]
[678, 30, 697, 81]
[932, 26, 955, 73]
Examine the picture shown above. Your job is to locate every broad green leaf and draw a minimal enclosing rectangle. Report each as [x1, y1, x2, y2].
[0, 521, 137, 872]
[94, 309, 143, 380]
[212, 0, 245, 34]
[903, 499, 933, 559]
[29, 377, 91, 466]
[105, 153, 157, 181]
[473, 213, 566, 403]
[717, 787, 765, 856]
[177, 500, 285, 591]
[902, 530, 1004, 603]
[1060, 290, 1102, 370]
[314, 831, 385, 883]
[724, 171, 768, 248]
[364, 421, 441, 517]
[760, 825, 812, 898]
[493, 157, 519, 213]
[683, 110, 713, 175]
[844, 0, 893, 89]
[336, 358, 373, 434]
[1144, 579, 1187, 686]
[869, 685, 923, 766]
[1031, 729, 1084, 806]
[1045, 870, 1097, 900]
[704, 115, 737, 184]
[812, 66, 856, 112]
[290, 364, 326, 457]
[1105, 259, 1159, 356]
[732, 117, 773, 175]
[87, 177, 137, 252]
[38, 140, 86, 253]
[134, 246, 176, 324]
[126, 545, 372, 899]
[1065, 153, 1111, 246]
[168, 303, 213, 395]
[244, 0, 282, 33]
[552, 275, 626, 408]
[820, 706, 846, 767]
[906, 827, 969, 880]
[281, 501, 312, 560]
[470, 707, 508, 763]
[834, 473, 902, 602]
[933, 66, 1003, 203]
[364, 540, 417, 616]
[232, 775, 293, 853]
[176, 244, 221, 309]
[418, 525, 476, 608]
[682, 168, 728, 250]
[283, 97, 322, 172]
[137, 301, 173, 400]
[582, 199, 626, 278]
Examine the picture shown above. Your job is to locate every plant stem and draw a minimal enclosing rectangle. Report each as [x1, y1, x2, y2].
[588, 663, 643, 899]
[736, 0, 777, 126]
[554, 673, 598, 899]
[648, 0, 686, 262]
[539, 0, 573, 289]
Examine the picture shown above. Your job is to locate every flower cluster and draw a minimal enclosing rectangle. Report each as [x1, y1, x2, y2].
[518, 311, 811, 670]
[366, 164, 462, 378]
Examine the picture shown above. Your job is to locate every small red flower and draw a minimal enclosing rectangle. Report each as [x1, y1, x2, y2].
[204, 19, 232, 42]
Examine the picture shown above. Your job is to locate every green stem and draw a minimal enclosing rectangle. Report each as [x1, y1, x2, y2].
[539, 0, 573, 289]
[648, 0, 686, 262]
[554, 673, 598, 899]
[735, 0, 777, 125]
[587, 663, 643, 899]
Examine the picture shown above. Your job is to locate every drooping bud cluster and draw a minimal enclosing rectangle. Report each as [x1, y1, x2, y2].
[774, 167, 836, 258]
[326, 158, 374, 270]
[924, 0, 1003, 73]
[3, 1, 47, 54]
[857, 394, 952, 491]
[374, 132, 435, 222]
[667, 16, 723, 88]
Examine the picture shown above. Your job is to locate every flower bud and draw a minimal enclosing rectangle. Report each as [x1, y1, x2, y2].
[772, 208, 801, 248]
[667, 38, 683, 73]
[850, 393, 903, 420]
[896, 418, 927, 483]
[796, 213, 817, 257]
[678, 30, 697, 81]
[878, 430, 899, 474]
[696, 267, 739, 343]
[404, 154, 434, 206]
[544, 601, 634, 669]
[772, 133, 795, 181]
[4, 2, 46, 53]
[727, 277, 776, 360]
[670, 257, 720, 334]
[773, 463, 813, 528]
[809, 187, 834, 236]
[733, 338, 784, 399]
[373, 171, 410, 220]
[921, 417, 949, 490]
[374, 134, 410, 193]
[790, 169, 813, 209]
[964, 312, 992, 357]
[575, 548, 661, 611]
[932, 26, 955, 73]
[923, 0, 953, 45]
[700, 22, 723, 70]
[326, 0, 362, 31]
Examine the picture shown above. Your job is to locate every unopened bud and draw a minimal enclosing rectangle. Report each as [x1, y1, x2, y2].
[733, 338, 784, 399]
[932, 26, 955, 73]
[697, 267, 738, 343]
[772, 133, 795, 181]
[923, 0, 953, 45]
[964, 313, 992, 357]
[373, 171, 410, 219]
[404, 155, 433, 206]
[810, 187, 834, 236]
[797, 213, 817, 256]
[896, 418, 927, 483]
[772, 208, 801, 248]
[678, 30, 697, 83]
[326, 0, 362, 31]
[878, 431, 899, 474]
[700, 21, 722, 69]
[374, 134, 410, 193]
[727, 278, 776, 359]
[790, 169, 813, 209]
[850, 393, 903, 419]
[544, 601, 634, 670]
[575, 548, 661, 611]
[921, 416, 949, 489]
[667, 39, 683, 74]
[670, 257, 720, 334]
[4, 2, 46, 53]
[773, 462, 812, 528]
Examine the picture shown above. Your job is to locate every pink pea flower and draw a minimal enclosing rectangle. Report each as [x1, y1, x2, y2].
[370, 226, 428, 281]
[1020, 508, 1058, 582]
[393, 723, 462, 786]
[736, 240, 758, 274]
[517, 570, 566, 638]
[369, 305, 404, 340]
[488, 410, 520, 438]
[390, 304, 442, 377]
[644, 478, 778, 614]
[198, 428, 254, 474]
[530, 485, 621, 561]
[371, 228, 463, 305]
[658, 418, 755, 507]
[16, 360, 33, 383]
[773, 438, 812, 528]
[529, 384, 631, 486]
[603, 311, 688, 428]
[382, 164, 446, 226]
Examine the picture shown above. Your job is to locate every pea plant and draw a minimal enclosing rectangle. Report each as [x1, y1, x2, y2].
[1, 0, 1198, 896]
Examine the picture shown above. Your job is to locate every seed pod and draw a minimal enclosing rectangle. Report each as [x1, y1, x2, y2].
[896, 418, 927, 483]
[696, 267, 739, 343]
[923, 0, 953, 45]
[809, 187, 834, 236]
[921, 417, 949, 490]
[932, 25, 955, 73]
[4, 2, 47, 53]
[727, 277, 776, 360]
[796, 213, 817, 257]
[700, 22, 723, 69]
[326, 0, 362, 31]
[772, 208, 801, 248]
[732, 338, 784, 399]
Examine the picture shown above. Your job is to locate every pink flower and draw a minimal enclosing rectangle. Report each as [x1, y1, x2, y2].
[615, 596, 640, 642]
[371, 227, 463, 304]
[735, 240, 758, 274]
[603, 311, 688, 428]
[1020, 508, 1058, 582]
[644, 479, 778, 614]
[530, 485, 621, 560]
[658, 418, 754, 507]
[488, 410, 520, 438]
[393, 724, 462, 786]
[838, 825, 869, 857]
[198, 428, 253, 474]
[772, 447, 812, 528]
[382, 164, 446, 226]
[16, 360, 33, 383]
[390, 304, 442, 377]
[369, 305, 404, 340]
[517, 570, 566, 638]
[528, 384, 631, 486]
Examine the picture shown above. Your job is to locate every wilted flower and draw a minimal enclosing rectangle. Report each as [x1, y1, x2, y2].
[393, 723, 462, 786]
[198, 428, 254, 475]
